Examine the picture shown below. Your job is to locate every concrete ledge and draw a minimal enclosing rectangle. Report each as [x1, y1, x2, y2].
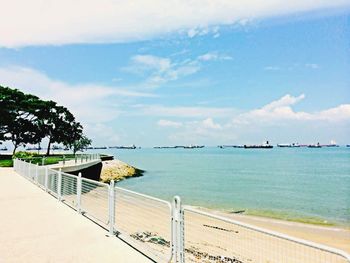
[49, 160, 102, 181]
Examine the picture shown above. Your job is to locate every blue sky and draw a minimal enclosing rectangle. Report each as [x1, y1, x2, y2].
[1, 1, 350, 146]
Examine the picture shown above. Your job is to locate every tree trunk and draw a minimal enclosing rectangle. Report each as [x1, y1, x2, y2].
[12, 142, 17, 156]
[46, 138, 51, 156]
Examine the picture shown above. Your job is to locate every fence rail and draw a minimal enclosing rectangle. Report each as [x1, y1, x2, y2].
[13, 158, 350, 263]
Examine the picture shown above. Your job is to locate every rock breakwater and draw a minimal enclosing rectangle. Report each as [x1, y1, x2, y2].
[100, 159, 144, 183]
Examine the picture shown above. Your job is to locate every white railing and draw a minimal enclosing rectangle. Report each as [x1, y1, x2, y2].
[46, 153, 101, 166]
[13, 158, 350, 263]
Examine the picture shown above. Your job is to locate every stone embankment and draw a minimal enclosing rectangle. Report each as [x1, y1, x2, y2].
[100, 159, 143, 183]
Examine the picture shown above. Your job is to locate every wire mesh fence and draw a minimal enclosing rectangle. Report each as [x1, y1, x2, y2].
[36, 165, 46, 187]
[80, 178, 110, 228]
[13, 159, 350, 263]
[114, 187, 173, 262]
[61, 172, 78, 209]
[47, 169, 59, 197]
[183, 207, 349, 263]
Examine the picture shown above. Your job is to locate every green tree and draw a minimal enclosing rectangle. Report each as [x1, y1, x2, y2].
[36, 101, 83, 156]
[0, 86, 44, 154]
[1, 85, 88, 156]
[65, 135, 92, 155]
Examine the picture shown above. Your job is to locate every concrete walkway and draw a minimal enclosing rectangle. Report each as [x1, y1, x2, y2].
[0, 168, 152, 263]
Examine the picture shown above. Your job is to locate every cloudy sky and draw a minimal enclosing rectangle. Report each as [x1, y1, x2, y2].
[1, 1, 350, 146]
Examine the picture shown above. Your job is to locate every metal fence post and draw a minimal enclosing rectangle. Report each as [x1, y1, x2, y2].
[45, 166, 49, 192]
[63, 155, 65, 166]
[173, 196, 185, 263]
[108, 180, 115, 236]
[42, 157, 45, 166]
[57, 168, 62, 201]
[77, 172, 82, 213]
[28, 161, 32, 180]
[13, 158, 16, 171]
[35, 163, 39, 184]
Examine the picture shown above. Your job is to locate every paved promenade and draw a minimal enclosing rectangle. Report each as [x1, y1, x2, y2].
[0, 168, 152, 263]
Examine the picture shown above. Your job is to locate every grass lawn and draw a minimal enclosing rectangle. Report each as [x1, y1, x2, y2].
[0, 153, 105, 167]
[0, 159, 13, 167]
[0, 155, 75, 167]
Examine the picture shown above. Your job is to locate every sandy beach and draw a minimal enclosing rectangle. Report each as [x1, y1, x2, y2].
[198, 206, 350, 253]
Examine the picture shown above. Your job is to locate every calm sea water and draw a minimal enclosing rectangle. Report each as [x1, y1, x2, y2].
[104, 147, 350, 225]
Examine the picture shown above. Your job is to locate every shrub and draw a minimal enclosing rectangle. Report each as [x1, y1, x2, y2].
[13, 151, 39, 159]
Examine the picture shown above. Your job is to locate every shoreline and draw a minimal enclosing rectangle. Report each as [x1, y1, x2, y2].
[191, 205, 350, 253]
[212, 206, 347, 227]
[112, 167, 350, 253]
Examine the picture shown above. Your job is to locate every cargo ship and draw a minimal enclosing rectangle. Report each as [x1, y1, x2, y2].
[244, 141, 273, 149]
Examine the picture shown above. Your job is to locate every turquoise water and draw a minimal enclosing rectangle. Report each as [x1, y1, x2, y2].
[104, 147, 350, 225]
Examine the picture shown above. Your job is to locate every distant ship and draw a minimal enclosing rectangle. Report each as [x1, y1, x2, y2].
[322, 140, 339, 147]
[94, 146, 108, 149]
[0, 146, 8, 151]
[109, 145, 137, 149]
[244, 141, 273, 149]
[154, 145, 204, 149]
[277, 143, 300, 148]
[308, 143, 322, 148]
[218, 145, 244, 148]
[26, 146, 42, 151]
[52, 145, 63, 150]
[184, 145, 205, 149]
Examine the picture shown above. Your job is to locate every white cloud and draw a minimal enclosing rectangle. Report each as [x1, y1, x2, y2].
[202, 118, 222, 129]
[186, 26, 221, 38]
[168, 118, 232, 144]
[127, 55, 201, 87]
[264, 66, 281, 71]
[265, 64, 321, 71]
[132, 55, 171, 72]
[84, 123, 120, 146]
[198, 52, 232, 61]
[263, 94, 305, 110]
[0, 66, 155, 124]
[161, 95, 350, 144]
[232, 94, 350, 125]
[157, 119, 183, 128]
[1, 0, 349, 47]
[0, 66, 159, 144]
[127, 52, 231, 88]
[133, 104, 237, 118]
[305, 63, 320, 69]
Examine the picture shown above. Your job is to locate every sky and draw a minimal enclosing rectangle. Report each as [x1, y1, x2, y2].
[0, 1, 350, 147]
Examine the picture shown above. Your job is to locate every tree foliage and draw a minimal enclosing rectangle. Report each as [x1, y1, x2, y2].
[0, 85, 90, 155]
[65, 135, 92, 155]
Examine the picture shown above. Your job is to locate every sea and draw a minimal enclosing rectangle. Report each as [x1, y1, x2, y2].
[103, 146, 350, 226]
